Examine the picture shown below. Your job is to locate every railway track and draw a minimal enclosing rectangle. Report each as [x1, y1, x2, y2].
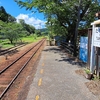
[0, 39, 45, 99]
[0, 44, 26, 56]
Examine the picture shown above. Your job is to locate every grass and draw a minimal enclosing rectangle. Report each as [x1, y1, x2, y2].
[22, 35, 44, 43]
[0, 39, 14, 49]
[0, 35, 45, 49]
[93, 75, 100, 80]
[84, 68, 91, 74]
[22, 35, 36, 43]
[1, 44, 14, 48]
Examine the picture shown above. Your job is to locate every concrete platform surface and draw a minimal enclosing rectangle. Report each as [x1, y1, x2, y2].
[26, 46, 99, 100]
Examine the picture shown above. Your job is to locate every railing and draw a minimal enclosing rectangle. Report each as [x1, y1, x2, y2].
[60, 41, 79, 56]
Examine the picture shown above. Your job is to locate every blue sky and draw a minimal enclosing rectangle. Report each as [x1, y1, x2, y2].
[0, 0, 46, 29]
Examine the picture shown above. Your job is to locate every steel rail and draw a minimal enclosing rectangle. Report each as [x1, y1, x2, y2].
[0, 44, 26, 56]
[0, 39, 43, 74]
[0, 39, 45, 99]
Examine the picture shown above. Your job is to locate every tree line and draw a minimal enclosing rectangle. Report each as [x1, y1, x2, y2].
[0, 6, 36, 44]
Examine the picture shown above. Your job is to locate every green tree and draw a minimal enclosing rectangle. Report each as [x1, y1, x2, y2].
[35, 30, 41, 36]
[0, 6, 8, 22]
[0, 6, 16, 22]
[0, 21, 23, 44]
[19, 19, 35, 35]
[8, 14, 16, 22]
[15, 0, 100, 56]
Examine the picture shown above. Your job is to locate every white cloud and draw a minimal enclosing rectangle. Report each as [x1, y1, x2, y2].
[16, 14, 46, 29]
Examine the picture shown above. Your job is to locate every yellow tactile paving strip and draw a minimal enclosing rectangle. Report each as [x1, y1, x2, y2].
[35, 55, 45, 100]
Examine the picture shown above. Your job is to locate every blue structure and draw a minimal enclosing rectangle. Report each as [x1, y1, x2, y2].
[79, 36, 88, 63]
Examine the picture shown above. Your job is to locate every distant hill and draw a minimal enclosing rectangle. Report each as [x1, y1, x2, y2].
[38, 28, 48, 32]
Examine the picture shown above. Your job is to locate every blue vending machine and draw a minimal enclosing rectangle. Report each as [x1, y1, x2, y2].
[79, 36, 88, 63]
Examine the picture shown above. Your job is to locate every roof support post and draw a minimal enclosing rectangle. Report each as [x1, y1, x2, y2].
[90, 24, 96, 73]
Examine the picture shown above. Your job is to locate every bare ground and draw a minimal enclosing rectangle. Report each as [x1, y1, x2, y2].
[1, 41, 46, 100]
[75, 69, 100, 99]
[61, 48, 100, 99]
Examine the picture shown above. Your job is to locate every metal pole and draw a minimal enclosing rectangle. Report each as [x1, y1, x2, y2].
[90, 24, 95, 73]
[96, 47, 98, 75]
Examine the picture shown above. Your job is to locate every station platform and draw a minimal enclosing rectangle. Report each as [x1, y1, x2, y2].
[26, 46, 98, 100]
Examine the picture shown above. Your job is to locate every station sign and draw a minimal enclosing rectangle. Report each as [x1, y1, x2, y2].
[93, 27, 100, 47]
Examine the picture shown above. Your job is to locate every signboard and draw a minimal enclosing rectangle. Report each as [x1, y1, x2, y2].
[79, 37, 88, 63]
[93, 27, 100, 47]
